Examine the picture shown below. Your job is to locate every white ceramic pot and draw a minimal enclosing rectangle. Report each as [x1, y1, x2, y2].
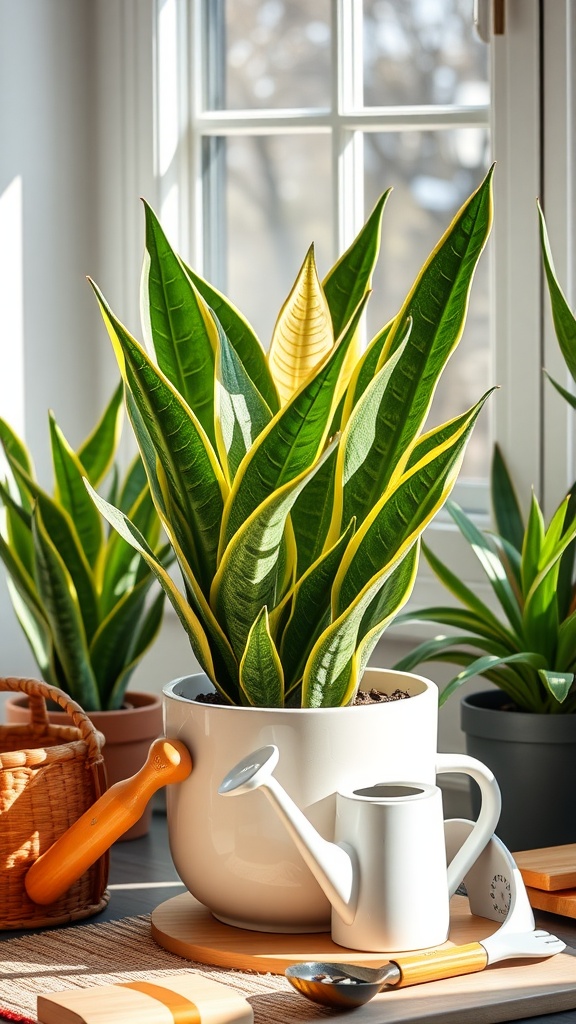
[163, 668, 500, 933]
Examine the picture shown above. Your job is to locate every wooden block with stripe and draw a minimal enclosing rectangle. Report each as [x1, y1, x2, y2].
[526, 886, 576, 920]
[36, 973, 254, 1024]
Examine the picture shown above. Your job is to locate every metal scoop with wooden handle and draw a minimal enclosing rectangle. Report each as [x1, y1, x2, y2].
[25, 737, 192, 905]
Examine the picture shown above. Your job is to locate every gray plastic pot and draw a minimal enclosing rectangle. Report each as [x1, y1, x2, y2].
[461, 690, 576, 852]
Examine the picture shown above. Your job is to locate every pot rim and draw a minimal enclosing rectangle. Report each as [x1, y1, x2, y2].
[461, 689, 576, 743]
[163, 667, 437, 712]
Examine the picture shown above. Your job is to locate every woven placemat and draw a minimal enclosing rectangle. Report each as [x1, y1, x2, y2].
[0, 914, 330, 1023]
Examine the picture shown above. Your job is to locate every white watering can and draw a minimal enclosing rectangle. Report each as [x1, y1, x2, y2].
[219, 744, 502, 952]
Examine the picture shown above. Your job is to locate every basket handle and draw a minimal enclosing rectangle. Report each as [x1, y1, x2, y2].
[0, 676, 103, 763]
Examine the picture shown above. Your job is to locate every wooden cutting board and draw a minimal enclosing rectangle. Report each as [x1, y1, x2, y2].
[151, 893, 576, 1023]
[515, 845, 576, 891]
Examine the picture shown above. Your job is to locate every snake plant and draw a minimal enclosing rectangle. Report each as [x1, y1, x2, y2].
[0, 386, 168, 711]
[393, 204, 576, 713]
[87, 168, 495, 708]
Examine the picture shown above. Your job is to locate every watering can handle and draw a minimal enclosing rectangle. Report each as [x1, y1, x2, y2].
[436, 752, 502, 897]
[25, 738, 192, 906]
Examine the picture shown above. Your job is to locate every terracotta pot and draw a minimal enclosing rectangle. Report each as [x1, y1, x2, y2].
[163, 668, 501, 932]
[4, 690, 163, 840]
[461, 689, 576, 851]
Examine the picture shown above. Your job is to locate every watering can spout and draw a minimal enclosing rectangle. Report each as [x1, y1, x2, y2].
[218, 745, 357, 924]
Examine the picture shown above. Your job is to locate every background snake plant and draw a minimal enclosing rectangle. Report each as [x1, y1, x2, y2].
[87, 168, 495, 708]
[394, 202, 576, 714]
[0, 387, 168, 710]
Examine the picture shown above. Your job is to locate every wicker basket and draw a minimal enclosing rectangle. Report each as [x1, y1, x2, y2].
[0, 677, 110, 929]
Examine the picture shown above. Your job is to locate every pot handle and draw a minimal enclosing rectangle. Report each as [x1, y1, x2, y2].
[435, 752, 501, 897]
[25, 737, 193, 905]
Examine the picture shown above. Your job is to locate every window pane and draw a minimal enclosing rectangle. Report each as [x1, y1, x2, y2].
[208, 0, 331, 111]
[220, 134, 332, 346]
[363, 0, 489, 109]
[364, 128, 492, 479]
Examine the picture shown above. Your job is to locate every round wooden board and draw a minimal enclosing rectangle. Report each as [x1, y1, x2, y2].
[151, 892, 498, 974]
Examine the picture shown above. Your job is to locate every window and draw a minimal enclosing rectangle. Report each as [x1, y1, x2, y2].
[155, 0, 492, 500]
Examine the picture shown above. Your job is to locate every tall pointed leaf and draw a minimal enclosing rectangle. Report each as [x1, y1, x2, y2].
[538, 201, 576, 383]
[182, 259, 279, 414]
[49, 415, 103, 567]
[491, 444, 524, 552]
[278, 518, 355, 690]
[85, 481, 223, 697]
[268, 244, 333, 406]
[221, 294, 368, 550]
[323, 190, 391, 339]
[141, 201, 218, 448]
[214, 315, 273, 482]
[91, 279, 227, 595]
[76, 382, 124, 487]
[211, 439, 339, 659]
[31, 505, 101, 710]
[240, 607, 284, 707]
[375, 167, 494, 443]
[335, 392, 493, 613]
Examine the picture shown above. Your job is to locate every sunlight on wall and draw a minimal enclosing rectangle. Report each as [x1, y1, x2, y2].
[0, 176, 24, 453]
[157, 0, 181, 245]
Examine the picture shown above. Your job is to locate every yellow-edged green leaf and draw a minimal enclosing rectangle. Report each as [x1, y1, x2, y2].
[182, 259, 280, 414]
[31, 504, 101, 710]
[323, 190, 391, 340]
[221, 294, 368, 552]
[89, 575, 160, 708]
[0, 418, 34, 486]
[106, 589, 166, 710]
[340, 319, 394, 428]
[239, 607, 284, 707]
[277, 518, 355, 691]
[539, 200, 576, 384]
[85, 480, 225, 698]
[212, 438, 339, 659]
[375, 167, 494, 437]
[157, 512, 240, 702]
[100, 482, 158, 616]
[268, 244, 333, 406]
[91, 279, 228, 595]
[34, 491, 100, 642]
[334, 391, 493, 614]
[214, 314, 273, 482]
[76, 382, 124, 487]
[141, 201, 217, 448]
[301, 539, 420, 708]
[290, 443, 338, 577]
[0, 480, 34, 577]
[49, 415, 103, 567]
[327, 323, 411, 546]
[4, 573, 56, 684]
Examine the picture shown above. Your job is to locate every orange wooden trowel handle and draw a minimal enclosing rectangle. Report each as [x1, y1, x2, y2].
[25, 737, 192, 906]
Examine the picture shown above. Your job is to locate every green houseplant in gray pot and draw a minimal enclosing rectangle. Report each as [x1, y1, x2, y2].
[85, 168, 498, 929]
[0, 386, 169, 837]
[394, 203, 576, 851]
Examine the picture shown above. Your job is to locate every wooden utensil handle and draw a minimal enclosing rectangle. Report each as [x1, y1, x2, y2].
[392, 942, 488, 986]
[25, 738, 192, 906]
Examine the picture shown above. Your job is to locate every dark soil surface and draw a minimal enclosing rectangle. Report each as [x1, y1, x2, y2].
[194, 688, 411, 706]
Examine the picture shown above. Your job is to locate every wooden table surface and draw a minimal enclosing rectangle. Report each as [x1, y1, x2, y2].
[3, 810, 576, 1023]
